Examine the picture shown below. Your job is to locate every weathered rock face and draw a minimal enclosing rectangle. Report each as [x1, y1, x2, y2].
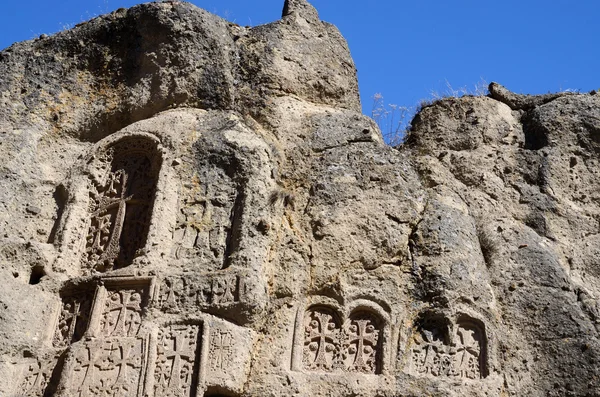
[0, 1, 599, 396]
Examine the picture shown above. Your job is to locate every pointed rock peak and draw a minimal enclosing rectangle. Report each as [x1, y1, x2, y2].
[282, 0, 320, 22]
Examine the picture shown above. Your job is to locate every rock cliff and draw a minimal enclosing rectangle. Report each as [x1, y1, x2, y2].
[0, 1, 599, 396]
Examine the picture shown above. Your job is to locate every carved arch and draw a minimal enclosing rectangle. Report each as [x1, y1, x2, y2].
[292, 297, 390, 375]
[453, 314, 488, 379]
[53, 132, 172, 277]
[406, 311, 488, 379]
[84, 135, 162, 271]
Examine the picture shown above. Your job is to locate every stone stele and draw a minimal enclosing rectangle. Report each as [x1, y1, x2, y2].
[1, 1, 600, 396]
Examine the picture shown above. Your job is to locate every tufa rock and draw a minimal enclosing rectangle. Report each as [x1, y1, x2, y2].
[0, 1, 599, 396]
[282, 0, 320, 21]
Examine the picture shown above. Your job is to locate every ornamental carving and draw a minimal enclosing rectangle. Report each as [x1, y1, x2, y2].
[173, 161, 242, 271]
[84, 138, 161, 272]
[302, 305, 384, 374]
[154, 324, 202, 397]
[68, 337, 145, 397]
[157, 274, 247, 314]
[343, 311, 382, 374]
[208, 330, 233, 372]
[409, 315, 486, 379]
[303, 307, 342, 372]
[15, 355, 58, 397]
[54, 292, 93, 347]
[99, 287, 146, 338]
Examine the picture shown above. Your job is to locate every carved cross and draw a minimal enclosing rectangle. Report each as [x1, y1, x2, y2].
[161, 330, 196, 393]
[20, 359, 52, 394]
[454, 327, 481, 379]
[211, 276, 238, 304]
[102, 290, 143, 337]
[305, 311, 339, 370]
[58, 297, 89, 345]
[210, 330, 232, 370]
[107, 340, 142, 392]
[65, 301, 84, 340]
[346, 319, 379, 373]
[87, 160, 152, 270]
[74, 344, 103, 397]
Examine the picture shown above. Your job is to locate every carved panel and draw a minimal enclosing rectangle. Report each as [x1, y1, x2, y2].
[343, 311, 382, 374]
[211, 275, 241, 305]
[99, 287, 146, 338]
[172, 159, 243, 271]
[157, 276, 207, 312]
[15, 356, 58, 397]
[84, 138, 160, 272]
[54, 293, 93, 347]
[301, 305, 385, 374]
[452, 322, 485, 379]
[208, 329, 233, 372]
[409, 317, 486, 379]
[68, 337, 145, 397]
[154, 324, 202, 397]
[303, 307, 343, 372]
[156, 274, 247, 313]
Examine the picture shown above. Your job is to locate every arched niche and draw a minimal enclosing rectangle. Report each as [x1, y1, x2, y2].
[453, 314, 488, 379]
[302, 305, 343, 372]
[408, 311, 452, 377]
[292, 298, 390, 375]
[173, 141, 244, 271]
[407, 311, 488, 380]
[53, 132, 169, 276]
[84, 135, 162, 271]
[344, 308, 385, 374]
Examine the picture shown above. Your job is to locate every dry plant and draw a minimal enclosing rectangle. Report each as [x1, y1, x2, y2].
[371, 93, 413, 146]
[371, 78, 489, 146]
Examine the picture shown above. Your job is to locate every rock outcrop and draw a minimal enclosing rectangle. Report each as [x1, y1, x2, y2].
[0, 1, 599, 396]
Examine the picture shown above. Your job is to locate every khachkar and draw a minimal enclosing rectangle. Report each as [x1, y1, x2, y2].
[8, 130, 257, 397]
[0, 0, 526, 396]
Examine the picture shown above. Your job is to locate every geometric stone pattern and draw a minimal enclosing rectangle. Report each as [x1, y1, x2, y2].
[302, 306, 383, 374]
[409, 317, 486, 379]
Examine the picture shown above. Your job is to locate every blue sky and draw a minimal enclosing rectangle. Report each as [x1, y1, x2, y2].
[1, 0, 598, 123]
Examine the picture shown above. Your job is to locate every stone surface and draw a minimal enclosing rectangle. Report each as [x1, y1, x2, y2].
[0, 1, 599, 396]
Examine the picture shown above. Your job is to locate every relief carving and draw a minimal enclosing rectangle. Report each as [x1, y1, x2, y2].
[303, 307, 342, 372]
[154, 324, 201, 397]
[209, 330, 233, 371]
[173, 161, 243, 271]
[157, 276, 207, 312]
[15, 356, 58, 397]
[54, 293, 93, 347]
[84, 139, 160, 272]
[453, 322, 485, 379]
[211, 275, 241, 305]
[409, 316, 486, 379]
[69, 337, 145, 397]
[302, 305, 384, 374]
[157, 274, 246, 313]
[99, 288, 146, 338]
[343, 311, 382, 374]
